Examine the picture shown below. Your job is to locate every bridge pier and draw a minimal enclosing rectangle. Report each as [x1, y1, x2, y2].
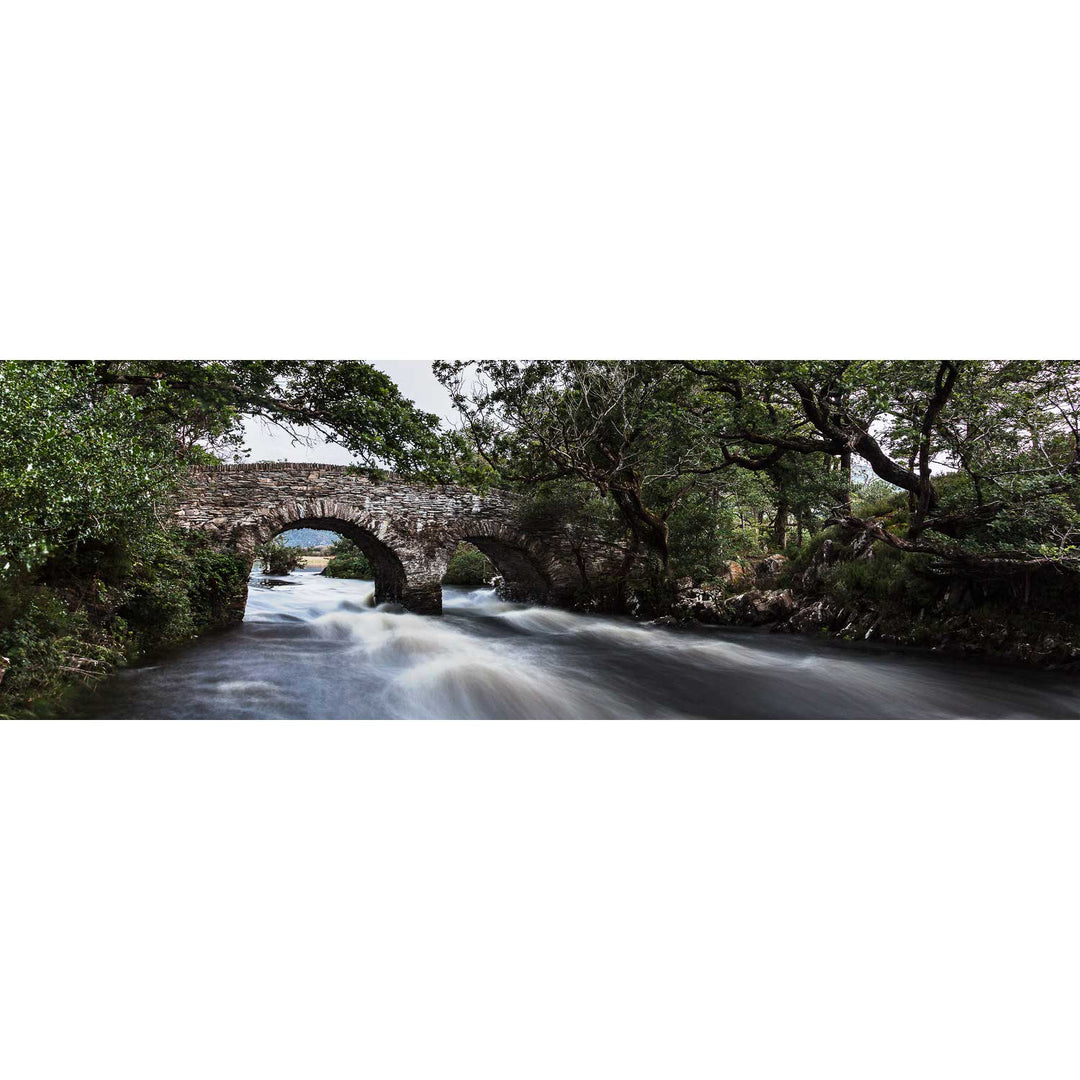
[397, 581, 444, 615]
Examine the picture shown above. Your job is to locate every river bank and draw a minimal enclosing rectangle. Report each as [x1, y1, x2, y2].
[664, 533, 1080, 670]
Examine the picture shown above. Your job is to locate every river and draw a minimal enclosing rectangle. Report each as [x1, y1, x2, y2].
[76, 567, 1080, 719]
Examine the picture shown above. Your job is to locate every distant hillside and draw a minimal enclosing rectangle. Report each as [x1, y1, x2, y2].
[278, 528, 340, 547]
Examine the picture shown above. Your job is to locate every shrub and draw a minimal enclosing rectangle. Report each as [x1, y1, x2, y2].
[442, 543, 494, 587]
[818, 548, 938, 610]
[186, 546, 250, 629]
[322, 538, 374, 579]
[0, 587, 127, 717]
[255, 539, 303, 576]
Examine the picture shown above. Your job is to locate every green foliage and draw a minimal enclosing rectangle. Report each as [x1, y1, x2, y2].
[255, 539, 304, 576]
[442, 543, 494, 586]
[783, 527, 844, 576]
[0, 528, 250, 716]
[53, 361, 455, 476]
[120, 532, 250, 654]
[0, 588, 128, 716]
[0, 361, 182, 580]
[667, 487, 747, 580]
[512, 479, 623, 541]
[322, 538, 374, 579]
[435, 361, 741, 571]
[852, 479, 906, 519]
[818, 549, 937, 609]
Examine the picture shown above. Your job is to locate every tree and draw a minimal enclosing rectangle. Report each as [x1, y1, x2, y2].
[677, 360, 1080, 573]
[441, 543, 495, 587]
[0, 361, 181, 579]
[434, 360, 781, 588]
[70, 360, 453, 477]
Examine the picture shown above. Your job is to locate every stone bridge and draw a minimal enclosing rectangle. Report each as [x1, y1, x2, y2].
[173, 462, 595, 615]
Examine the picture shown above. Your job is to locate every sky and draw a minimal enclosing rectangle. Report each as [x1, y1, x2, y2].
[241, 360, 458, 464]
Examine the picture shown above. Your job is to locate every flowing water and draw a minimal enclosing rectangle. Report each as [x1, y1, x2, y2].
[78, 567, 1080, 719]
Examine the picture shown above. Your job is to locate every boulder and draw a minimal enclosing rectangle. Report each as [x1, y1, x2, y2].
[649, 615, 679, 627]
[717, 561, 751, 588]
[671, 583, 728, 624]
[785, 598, 836, 634]
[728, 588, 796, 625]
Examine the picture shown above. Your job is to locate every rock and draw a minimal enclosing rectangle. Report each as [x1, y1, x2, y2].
[756, 554, 786, 579]
[0, 655, 8, 686]
[671, 583, 728, 624]
[718, 560, 751, 588]
[728, 588, 796, 625]
[784, 597, 846, 634]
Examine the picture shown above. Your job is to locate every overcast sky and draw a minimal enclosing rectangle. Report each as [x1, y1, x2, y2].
[241, 360, 458, 464]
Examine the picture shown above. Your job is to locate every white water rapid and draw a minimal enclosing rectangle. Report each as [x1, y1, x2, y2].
[77, 567, 1080, 719]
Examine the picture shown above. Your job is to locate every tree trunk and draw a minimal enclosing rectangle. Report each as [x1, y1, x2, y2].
[773, 498, 790, 550]
[610, 486, 670, 587]
[840, 449, 852, 512]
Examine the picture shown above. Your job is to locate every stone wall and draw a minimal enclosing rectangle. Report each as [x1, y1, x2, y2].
[173, 463, 607, 615]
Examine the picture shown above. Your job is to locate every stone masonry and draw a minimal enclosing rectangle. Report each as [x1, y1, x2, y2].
[173, 463, 591, 615]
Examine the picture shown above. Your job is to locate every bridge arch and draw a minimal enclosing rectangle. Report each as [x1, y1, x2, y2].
[250, 513, 409, 606]
[442, 519, 555, 603]
[172, 463, 593, 616]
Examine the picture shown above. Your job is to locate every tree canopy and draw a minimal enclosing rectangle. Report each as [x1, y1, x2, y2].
[435, 359, 1080, 579]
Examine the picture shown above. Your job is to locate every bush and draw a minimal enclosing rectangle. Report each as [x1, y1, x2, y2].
[186, 545, 250, 629]
[784, 526, 844, 576]
[322, 538, 374, 579]
[0, 587, 127, 717]
[255, 539, 303, 576]
[442, 543, 494, 587]
[818, 547, 938, 610]
[0, 528, 256, 717]
[119, 572, 196, 655]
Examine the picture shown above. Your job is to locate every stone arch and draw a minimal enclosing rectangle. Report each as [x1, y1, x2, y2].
[444, 520, 557, 603]
[230, 498, 441, 612]
[263, 516, 407, 603]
